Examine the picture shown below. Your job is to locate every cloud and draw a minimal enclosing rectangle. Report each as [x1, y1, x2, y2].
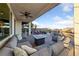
[61, 3, 73, 13]
[66, 15, 73, 20]
[32, 21, 39, 26]
[49, 16, 73, 29]
[32, 21, 47, 28]
[52, 16, 64, 22]
[32, 15, 73, 29]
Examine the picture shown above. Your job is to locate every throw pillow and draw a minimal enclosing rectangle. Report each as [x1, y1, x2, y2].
[13, 47, 28, 56]
[21, 45, 37, 55]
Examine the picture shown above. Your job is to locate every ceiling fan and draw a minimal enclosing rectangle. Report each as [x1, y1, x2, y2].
[20, 11, 33, 19]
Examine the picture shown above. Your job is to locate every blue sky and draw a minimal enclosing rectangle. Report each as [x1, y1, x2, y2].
[32, 3, 74, 29]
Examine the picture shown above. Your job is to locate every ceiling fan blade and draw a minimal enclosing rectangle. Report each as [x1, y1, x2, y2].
[20, 15, 24, 16]
[20, 12, 25, 14]
[29, 16, 33, 18]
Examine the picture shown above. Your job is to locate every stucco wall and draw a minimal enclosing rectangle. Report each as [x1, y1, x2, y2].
[74, 4, 79, 45]
[74, 3, 79, 56]
[15, 20, 22, 40]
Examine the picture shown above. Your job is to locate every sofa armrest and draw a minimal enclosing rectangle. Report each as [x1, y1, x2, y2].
[0, 47, 13, 56]
[49, 41, 65, 56]
[58, 47, 70, 56]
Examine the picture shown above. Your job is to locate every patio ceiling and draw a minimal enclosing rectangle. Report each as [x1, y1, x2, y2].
[0, 3, 10, 20]
[10, 3, 59, 22]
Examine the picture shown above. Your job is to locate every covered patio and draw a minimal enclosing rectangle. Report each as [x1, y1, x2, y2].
[0, 3, 74, 56]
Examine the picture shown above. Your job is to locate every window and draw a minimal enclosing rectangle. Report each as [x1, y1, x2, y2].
[0, 3, 11, 41]
[0, 19, 10, 40]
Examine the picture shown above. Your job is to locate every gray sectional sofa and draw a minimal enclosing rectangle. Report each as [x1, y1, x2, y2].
[0, 34, 72, 56]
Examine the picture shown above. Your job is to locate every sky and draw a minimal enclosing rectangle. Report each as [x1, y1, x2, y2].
[32, 3, 74, 29]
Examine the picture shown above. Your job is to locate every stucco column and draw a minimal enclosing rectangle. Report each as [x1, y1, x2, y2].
[15, 20, 22, 40]
[9, 13, 14, 35]
[11, 13, 15, 35]
[9, 13, 12, 35]
[74, 3, 79, 56]
[28, 22, 32, 35]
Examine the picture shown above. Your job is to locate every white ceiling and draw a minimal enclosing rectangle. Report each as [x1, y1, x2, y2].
[10, 3, 59, 22]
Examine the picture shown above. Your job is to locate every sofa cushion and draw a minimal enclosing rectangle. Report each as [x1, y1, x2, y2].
[5, 36, 17, 48]
[31, 47, 51, 56]
[13, 47, 28, 56]
[30, 51, 40, 56]
[35, 41, 54, 50]
[50, 41, 64, 55]
[0, 47, 13, 56]
[34, 44, 48, 50]
[21, 45, 37, 55]
[17, 41, 32, 48]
